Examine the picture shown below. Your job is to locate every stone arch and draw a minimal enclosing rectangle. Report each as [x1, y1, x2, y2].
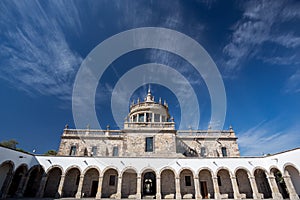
[159, 166, 177, 177]
[216, 168, 234, 198]
[101, 168, 119, 198]
[62, 167, 81, 197]
[44, 166, 62, 198]
[284, 164, 300, 196]
[121, 168, 137, 198]
[101, 165, 120, 177]
[7, 164, 27, 197]
[23, 165, 45, 197]
[82, 167, 100, 197]
[161, 168, 176, 199]
[254, 168, 272, 198]
[270, 167, 289, 199]
[121, 166, 138, 176]
[0, 161, 14, 198]
[252, 166, 270, 177]
[141, 168, 157, 198]
[235, 168, 253, 198]
[45, 165, 63, 174]
[179, 168, 195, 199]
[83, 165, 101, 175]
[198, 168, 214, 199]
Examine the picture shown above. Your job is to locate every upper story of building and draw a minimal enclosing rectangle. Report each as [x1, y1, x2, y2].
[57, 89, 240, 158]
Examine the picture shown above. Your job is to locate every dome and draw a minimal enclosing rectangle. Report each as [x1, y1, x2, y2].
[124, 87, 174, 130]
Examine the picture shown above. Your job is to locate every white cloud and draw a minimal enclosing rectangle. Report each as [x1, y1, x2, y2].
[238, 120, 300, 156]
[284, 70, 300, 93]
[0, 1, 83, 100]
[223, 0, 300, 70]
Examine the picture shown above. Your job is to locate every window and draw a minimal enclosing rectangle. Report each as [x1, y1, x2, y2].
[145, 137, 153, 152]
[221, 147, 227, 157]
[154, 114, 160, 122]
[109, 175, 116, 186]
[146, 113, 151, 122]
[84, 148, 88, 156]
[161, 115, 166, 122]
[133, 115, 137, 122]
[69, 145, 76, 156]
[200, 147, 206, 157]
[217, 175, 222, 186]
[185, 176, 192, 186]
[113, 146, 119, 156]
[138, 114, 144, 122]
[91, 146, 97, 156]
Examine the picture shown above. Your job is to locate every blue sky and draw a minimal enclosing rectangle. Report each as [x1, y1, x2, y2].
[0, 0, 299, 156]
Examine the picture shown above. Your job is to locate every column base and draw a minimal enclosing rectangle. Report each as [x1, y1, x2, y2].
[95, 192, 101, 199]
[156, 193, 161, 199]
[176, 192, 181, 199]
[75, 192, 82, 198]
[272, 192, 283, 200]
[289, 193, 300, 200]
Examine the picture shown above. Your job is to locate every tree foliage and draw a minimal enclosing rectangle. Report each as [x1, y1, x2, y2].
[44, 149, 57, 156]
[0, 139, 18, 149]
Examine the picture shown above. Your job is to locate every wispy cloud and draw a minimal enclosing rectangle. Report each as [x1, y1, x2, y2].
[238, 120, 300, 156]
[0, 1, 82, 99]
[283, 70, 300, 94]
[223, 0, 300, 70]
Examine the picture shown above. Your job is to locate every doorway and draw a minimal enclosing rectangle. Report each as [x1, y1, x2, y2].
[90, 181, 98, 197]
[142, 172, 156, 197]
[200, 181, 208, 198]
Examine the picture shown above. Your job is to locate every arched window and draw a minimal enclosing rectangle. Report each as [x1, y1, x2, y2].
[69, 145, 77, 156]
[221, 147, 227, 157]
[200, 147, 206, 157]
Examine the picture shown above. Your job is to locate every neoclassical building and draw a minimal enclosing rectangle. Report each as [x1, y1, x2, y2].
[0, 90, 300, 199]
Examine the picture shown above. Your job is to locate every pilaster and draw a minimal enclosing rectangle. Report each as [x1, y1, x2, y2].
[116, 176, 122, 199]
[36, 175, 48, 197]
[248, 176, 260, 199]
[136, 175, 142, 199]
[194, 177, 202, 199]
[267, 174, 283, 199]
[212, 176, 221, 199]
[56, 175, 65, 198]
[156, 176, 161, 200]
[75, 175, 84, 198]
[230, 176, 240, 199]
[283, 174, 299, 200]
[96, 176, 103, 199]
[175, 177, 181, 199]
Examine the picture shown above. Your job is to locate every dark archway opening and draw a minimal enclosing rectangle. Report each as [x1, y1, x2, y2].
[142, 172, 156, 197]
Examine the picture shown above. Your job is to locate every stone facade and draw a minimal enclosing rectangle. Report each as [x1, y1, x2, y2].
[57, 90, 240, 159]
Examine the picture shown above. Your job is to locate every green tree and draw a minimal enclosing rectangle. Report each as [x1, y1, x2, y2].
[0, 139, 18, 149]
[44, 150, 57, 156]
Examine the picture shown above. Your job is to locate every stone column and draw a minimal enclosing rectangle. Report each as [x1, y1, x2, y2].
[175, 177, 181, 200]
[248, 176, 260, 199]
[267, 174, 283, 199]
[156, 176, 161, 199]
[96, 176, 103, 199]
[212, 176, 221, 199]
[194, 177, 202, 199]
[15, 175, 28, 197]
[136, 175, 142, 199]
[116, 176, 122, 199]
[230, 176, 240, 199]
[0, 171, 13, 198]
[56, 175, 65, 198]
[75, 175, 85, 198]
[36, 175, 48, 197]
[283, 174, 299, 200]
